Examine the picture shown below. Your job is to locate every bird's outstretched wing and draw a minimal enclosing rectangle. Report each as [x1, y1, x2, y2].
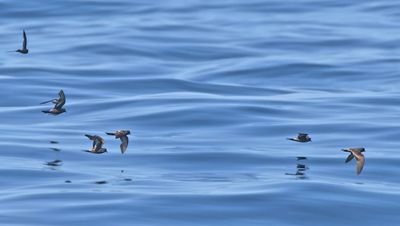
[40, 99, 57, 104]
[345, 153, 354, 163]
[106, 132, 116, 136]
[55, 90, 66, 109]
[120, 136, 129, 154]
[356, 158, 365, 175]
[85, 134, 94, 140]
[22, 30, 27, 50]
[353, 151, 365, 175]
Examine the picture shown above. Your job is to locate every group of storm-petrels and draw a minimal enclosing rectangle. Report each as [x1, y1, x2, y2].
[10, 30, 132, 154]
[12, 30, 365, 175]
[39, 88, 131, 154]
[288, 133, 366, 175]
[84, 130, 131, 154]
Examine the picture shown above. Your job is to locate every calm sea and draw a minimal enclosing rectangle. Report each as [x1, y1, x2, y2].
[0, 1, 399, 225]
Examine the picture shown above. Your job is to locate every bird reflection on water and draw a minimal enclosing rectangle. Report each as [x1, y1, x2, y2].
[44, 160, 62, 170]
[286, 157, 309, 179]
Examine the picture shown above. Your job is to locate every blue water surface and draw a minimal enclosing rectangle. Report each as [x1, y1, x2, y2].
[0, 0, 399, 225]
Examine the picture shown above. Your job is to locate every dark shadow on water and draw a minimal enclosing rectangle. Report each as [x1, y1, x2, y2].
[49, 147, 61, 152]
[95, 180, 107, 185]
[44, 159, 62, 167]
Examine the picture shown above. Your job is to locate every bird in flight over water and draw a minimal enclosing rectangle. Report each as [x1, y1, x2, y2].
[342, 148, 365, 175]
[41, 90, 66, 115]
[84, 135, 107, 154]
[287, 133, 312, 143]
[106, 130, 131, 154]
[11, 30, 28, 54]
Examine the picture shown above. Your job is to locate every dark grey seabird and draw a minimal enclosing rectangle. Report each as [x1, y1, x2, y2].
[85, 134, 107, 154]
[342, 148, 365, 175]
[106, 130, 131, 154]
[287, 133, 312, 143]
[41, 90, 66, 115]
[12, 30, 28, 54]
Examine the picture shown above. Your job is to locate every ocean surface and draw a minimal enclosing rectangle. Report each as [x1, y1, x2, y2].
[0, 0, 399, 225]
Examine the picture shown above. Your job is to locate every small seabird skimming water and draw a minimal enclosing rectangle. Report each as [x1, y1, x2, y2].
[342, 148, 365, 175]
[41, 90, 66, 115]
[11, 30, 28, 54]
[287, 133, 312, 143]
[106, 130, 131, 154]
[85, 135, 107, 154]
